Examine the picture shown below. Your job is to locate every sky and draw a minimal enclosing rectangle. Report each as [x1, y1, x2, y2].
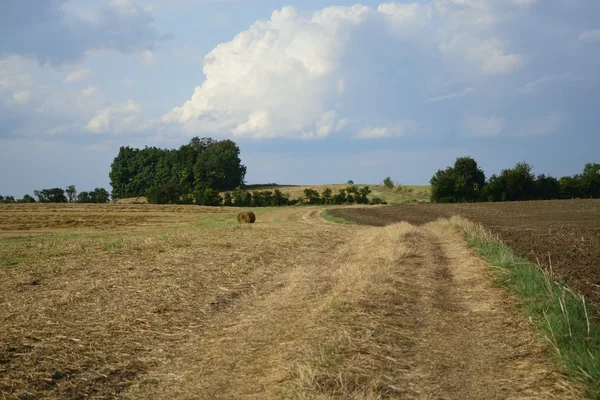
[0, 0, 599, 196]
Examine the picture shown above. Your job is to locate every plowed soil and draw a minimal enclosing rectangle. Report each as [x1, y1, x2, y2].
[329, 200, 600, 314]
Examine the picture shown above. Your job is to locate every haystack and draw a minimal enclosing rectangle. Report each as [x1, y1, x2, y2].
[237, 211, 256, 224]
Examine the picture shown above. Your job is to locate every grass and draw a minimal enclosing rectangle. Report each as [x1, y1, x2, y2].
[321, 210, 356, 225]
[449, 216, 600, 398]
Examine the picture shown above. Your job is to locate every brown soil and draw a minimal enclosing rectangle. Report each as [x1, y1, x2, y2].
[0, 205, 586, 398]
[329, 200, 600, 315]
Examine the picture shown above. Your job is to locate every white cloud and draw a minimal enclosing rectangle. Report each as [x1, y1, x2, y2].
[519, 112, 563, 136]
[12, 91, 30, 104]
[460, 115, 505, 137]
[140, 50, 156, 66]
[163, 3, 526, 139]
[86, 100, 141, 134]
[439, 35, 523, 75]
[81, 85, 99, 97]
[579, 29, 600, 42]
[356, 120, 418, 139]
[425, 87, 475, 103]
[64, 69, 92, 83]
[123, 78, 134, 87]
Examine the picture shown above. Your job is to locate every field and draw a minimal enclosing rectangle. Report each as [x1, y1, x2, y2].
[223, 184, 431, 204]
[329, 200, 600, 316]
[0, 202, 591, 399]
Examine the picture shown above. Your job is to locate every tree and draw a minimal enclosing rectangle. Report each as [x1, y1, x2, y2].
[194, 186, 222, 206]
[383, 177, 394, 189]
[430, 157, 486, 203]
[321, 188, 332, 204]
[89, 188, 110, 203]
[347, 180, 354, 184]
[356, 186, 371, 204]
[147, 182, 181, 204]
[233, 187, 252, 207]
[303, 188, 321, 205]
[273, 189, 289, 206]
[78, 191, 91, 203]
[22, 194, 36, 203]
[559, 176, 583, 199]
[194, 140, 246, 191]
[34, 188, 67, 203]
[502, 162, 536, 201]
[65, 185, 77, 203]
[580, 163, 600, 198]
[534, 174, 560, 200]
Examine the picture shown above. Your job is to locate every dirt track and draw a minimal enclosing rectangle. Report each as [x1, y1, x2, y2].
[0, 206, 585, 399]
[329, 200, 600, 315]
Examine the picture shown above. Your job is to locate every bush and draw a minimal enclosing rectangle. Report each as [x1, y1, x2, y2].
[194, 187, 222, 206]
[383, 177, 394, 189]
[223, 192, 233, 206]
[147, 181, 181, 204]
[370, 197, 386, 205]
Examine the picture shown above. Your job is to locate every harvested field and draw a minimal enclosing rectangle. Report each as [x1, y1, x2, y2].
[329, 200, 600, 315]
[0, 203, 589, 398]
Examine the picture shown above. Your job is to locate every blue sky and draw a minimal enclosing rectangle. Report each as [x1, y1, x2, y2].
[0, 0, 599, 196]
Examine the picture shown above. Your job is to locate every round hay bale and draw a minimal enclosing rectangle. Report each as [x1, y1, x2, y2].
[237, 211, 256, 224]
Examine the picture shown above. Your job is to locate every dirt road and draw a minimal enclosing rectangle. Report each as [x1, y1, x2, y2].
[0, 207, 584, 399]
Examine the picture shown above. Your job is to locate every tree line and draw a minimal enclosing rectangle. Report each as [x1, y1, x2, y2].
[0, 186, 110, 204]
[109, 137, 246, 203]
[430, 157, 600, 203]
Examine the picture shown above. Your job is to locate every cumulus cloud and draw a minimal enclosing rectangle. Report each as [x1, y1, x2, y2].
[81, 85, 99, 97]
[123, 78, 134, 87]
[579, 29, 600, 42]
[140, 50, 156, 66]
[86, 100, 141, 134]
[460, 115, 505, 137]
[0, 0, 168, 65]
[164, 2, 528, 140]
[64, 69, 92, 83]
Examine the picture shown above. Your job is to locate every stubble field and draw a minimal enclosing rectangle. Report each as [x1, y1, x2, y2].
[0, 202, 592, 399]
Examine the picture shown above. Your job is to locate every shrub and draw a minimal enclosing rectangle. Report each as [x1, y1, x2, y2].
[147, 181, 181, 204]
[383, 177, 394, 189]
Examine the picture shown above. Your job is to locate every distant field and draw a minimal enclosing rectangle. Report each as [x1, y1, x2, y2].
[115, 184, 431, 205]
[225, 184, 431, 204]
[329, 199, 600, 316]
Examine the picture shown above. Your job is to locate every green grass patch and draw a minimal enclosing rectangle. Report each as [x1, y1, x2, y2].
[196, 213, 238, 229]
[455, 219, 600, 398]
[0, 257, 23, 266]
[321, 210, 356, 225]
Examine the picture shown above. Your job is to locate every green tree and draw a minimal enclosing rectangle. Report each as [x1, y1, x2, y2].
[303, 188, 321, 205]
[321, 188, 332, 204]
[22, 194, 36, 203]
[89, 188, 110, 203]
[233, 187, 252, 206]
[147, 182, 180, 204]
[559, 176, 583, 199]
[430, 157, 486, 203]
[194, 186, 222, 206]
[534, 174, 560, 200]
[580, 163, 600, 198]
[273, 189, 289, 206]
[194, 140, 246, 191]
[77, 191, 91, 203]
[34, 188, 67, 203]
[66, 185, 77, 203]
[356, 186, 371, 204]
[383, 177, 394, 189]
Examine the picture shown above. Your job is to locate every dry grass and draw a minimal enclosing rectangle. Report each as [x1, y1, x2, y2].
[0, 204, 585, 399]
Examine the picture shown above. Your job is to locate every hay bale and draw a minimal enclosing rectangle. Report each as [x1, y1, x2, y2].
[237, 211, 256, 224]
